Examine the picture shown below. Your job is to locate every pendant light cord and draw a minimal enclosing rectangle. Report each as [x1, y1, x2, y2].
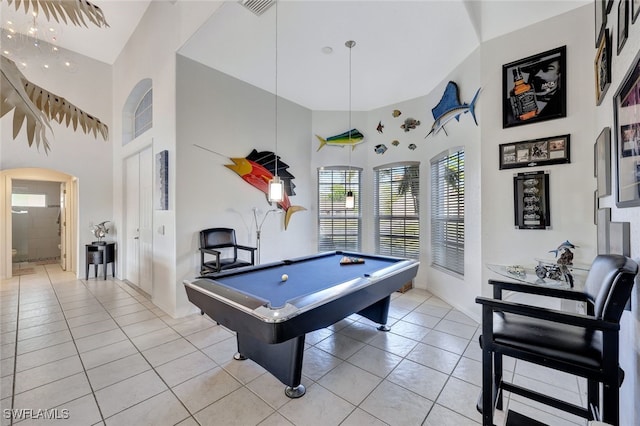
[274, 0, 279, 179]
[346, 41, 355, 187]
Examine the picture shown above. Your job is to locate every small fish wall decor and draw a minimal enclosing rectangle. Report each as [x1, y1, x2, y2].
[408, 144, 417, 150]
[401, 118, 421, 132]
[392, 109, 402, 118]
[315, 129, 364, 151]
[377, 121, 384, 133]
[391, 140, 399, 146]
[225, 149, 306, 229]
[426, 81, 480, 138]
[374, 144, 388, 154]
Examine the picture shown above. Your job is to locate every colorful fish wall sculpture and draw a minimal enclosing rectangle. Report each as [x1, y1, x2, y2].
[315, 129, 364, 151]
[225, 149, 305, 230]
[426, 81, 480, 138]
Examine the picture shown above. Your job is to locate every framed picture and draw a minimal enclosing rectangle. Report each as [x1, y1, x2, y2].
[597, 207, 611, 254]
[596, 0, 607, 47]
[595, 127, 611, 197]
[502, 46, 566, 128]
[155, 150, 169, 210]
[618, 0, 629, 55]
[614, 49, 640, 207]
[513, 171, 550, 230]
[595, 28, 611, 106]
[499, 135, 570, 170]
[634, 0, 640, 23]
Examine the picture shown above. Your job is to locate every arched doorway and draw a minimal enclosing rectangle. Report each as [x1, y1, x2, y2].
[1, 168, 78, 279]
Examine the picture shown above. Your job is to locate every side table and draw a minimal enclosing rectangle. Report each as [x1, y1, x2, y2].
[86, 242, 116, 280]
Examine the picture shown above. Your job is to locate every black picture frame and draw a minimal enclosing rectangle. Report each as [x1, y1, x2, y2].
[595, 127, 612, 197]
[513, 171, 550, 230]
[502, 46, 566, 129]
[499, 134, 570, 170]
[618, 0, 629, 55]
[595, 28, 611, 106]
[155, 150, 169, 210]
[634, 0, 640, 23]
[614, 49, 640, 207]
[596, 0, 607, 47]
[606, 0, 614, 14]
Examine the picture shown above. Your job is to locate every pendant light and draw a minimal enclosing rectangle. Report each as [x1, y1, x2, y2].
[345, 40, 356, 209]
[268, 0, 284, 203]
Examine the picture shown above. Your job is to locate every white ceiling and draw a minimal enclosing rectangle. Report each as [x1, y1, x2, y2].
[1, 0, 590, 111]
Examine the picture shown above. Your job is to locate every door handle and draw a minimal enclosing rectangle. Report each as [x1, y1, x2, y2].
[134, 236, 139, 239]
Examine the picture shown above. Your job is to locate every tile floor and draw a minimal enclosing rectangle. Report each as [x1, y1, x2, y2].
[1, 263, 590, 425]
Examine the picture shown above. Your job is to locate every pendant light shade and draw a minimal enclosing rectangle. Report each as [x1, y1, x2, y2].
[268, 175, 284, 202]
[345, 190, 355, 209]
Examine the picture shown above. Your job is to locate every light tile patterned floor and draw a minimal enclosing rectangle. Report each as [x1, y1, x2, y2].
[0, 264, 589, 425]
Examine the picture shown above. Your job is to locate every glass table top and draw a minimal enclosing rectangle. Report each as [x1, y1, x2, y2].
[486, 261, 589, 290]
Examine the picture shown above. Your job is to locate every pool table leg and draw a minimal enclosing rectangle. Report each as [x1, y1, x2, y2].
[358, 295, 392, 331]
[235, 333, 306, 398]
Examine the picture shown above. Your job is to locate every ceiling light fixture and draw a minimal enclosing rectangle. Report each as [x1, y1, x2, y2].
[268, 0, 284, 203]
[345, 40, 356, 209]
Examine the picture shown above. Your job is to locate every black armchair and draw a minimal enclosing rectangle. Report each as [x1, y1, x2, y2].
[199, 228, 256, 275]
[476, 254, 638, 426]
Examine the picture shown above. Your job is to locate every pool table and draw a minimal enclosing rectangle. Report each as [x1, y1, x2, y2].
[183, 251, 419, 398]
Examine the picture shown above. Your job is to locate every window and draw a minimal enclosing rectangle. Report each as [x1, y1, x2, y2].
[430, 148, 465, 275]
[12, 193, 46, 207]
[134, 89, 153, 138]
[374, 162, 420, 258]
[317, 167, 361, 251]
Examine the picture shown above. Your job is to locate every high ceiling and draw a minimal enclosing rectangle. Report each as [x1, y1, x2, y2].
[1, 0, 589, 111]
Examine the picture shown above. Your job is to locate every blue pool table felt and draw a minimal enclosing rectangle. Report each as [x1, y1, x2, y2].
[214, 253, 398, 308]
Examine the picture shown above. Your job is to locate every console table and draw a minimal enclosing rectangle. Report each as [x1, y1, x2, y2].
[86, 242, 115, 280]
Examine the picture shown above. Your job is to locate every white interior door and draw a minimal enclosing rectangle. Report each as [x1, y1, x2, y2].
[59, 182, 67, 270]
[138, 148, 153, 295]
[125, 154, 140, 287]
[124, 146, 153, 294]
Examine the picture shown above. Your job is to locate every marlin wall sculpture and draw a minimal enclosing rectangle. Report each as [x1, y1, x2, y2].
[425, 81, 480, 138]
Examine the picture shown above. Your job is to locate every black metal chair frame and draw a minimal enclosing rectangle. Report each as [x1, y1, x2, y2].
[199, 228, 256, 275]
[476, 254, 637, 426]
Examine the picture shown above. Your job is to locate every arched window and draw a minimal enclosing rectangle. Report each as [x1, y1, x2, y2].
[134, 89, 152, 139]
[122, 78, 152, 145]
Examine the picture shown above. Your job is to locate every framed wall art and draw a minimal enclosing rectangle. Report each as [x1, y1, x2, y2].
[595, 127, 611, 197]
[596, 0, 607, 47]
[503, 46, 566, 128]
[634, 0, 640, 24]
[499, 134, 570, 170]
[618, 0, 629, 55]
[614, 49, 640, 207]
[155, 150, 169, 210]
[597, 207, 611, 254]
[595, 28, 611, 106]
[513, 171, 550, 230]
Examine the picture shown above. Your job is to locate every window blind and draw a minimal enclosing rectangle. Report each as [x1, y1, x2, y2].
[430, 149, 465, 275]
[317, 167, 361, 251]
[374, 162, 420, 259]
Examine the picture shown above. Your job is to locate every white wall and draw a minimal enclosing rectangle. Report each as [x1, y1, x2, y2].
[175, 57, 315, 316]
[0, 42, 113, 279]
[111, 1, 222, 316]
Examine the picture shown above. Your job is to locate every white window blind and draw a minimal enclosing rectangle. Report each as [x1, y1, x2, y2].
[134, 89, 153, 138]
[374, 162, 420, 259]
[430, 148, 465, 275]
[317, 167, 362, 251]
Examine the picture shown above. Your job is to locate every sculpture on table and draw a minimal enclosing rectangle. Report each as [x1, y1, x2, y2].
[91, 221, 110, 243]
[535, 240, 578, 287]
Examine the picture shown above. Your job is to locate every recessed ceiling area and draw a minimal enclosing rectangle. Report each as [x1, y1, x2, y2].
[0, 0, 590, 111]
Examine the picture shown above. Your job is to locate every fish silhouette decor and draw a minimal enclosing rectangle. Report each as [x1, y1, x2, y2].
[225, 150, 306, 230]
[315, 129, 364, 151]
[426, 81, 480, 138]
